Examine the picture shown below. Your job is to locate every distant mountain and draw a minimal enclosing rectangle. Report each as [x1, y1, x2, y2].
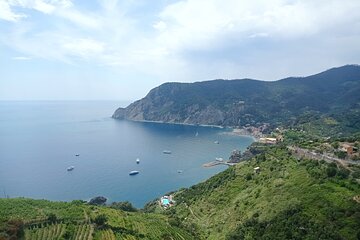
[113, 65, 360, 129]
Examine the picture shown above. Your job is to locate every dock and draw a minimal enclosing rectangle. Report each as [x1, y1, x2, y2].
[203, 160, 236, 168]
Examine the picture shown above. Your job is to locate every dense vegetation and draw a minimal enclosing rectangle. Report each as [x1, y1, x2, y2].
[0, 198, 193, 240]
[152, 146, 360, 239]
[2, 65, 360, 239]
[113, 65, 360, 133]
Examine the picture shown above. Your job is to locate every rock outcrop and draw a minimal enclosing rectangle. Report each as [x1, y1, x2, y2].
[88, 196, 107, 206]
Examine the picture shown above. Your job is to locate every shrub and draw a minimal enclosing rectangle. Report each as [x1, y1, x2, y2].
[326, 167, 337, 177]
[245, 173, 252, 181]
[351, 170, 360, 179]
[337, 168, 350, 179]
[110, 201, 137, 212]
[93, 214, 107, 226]
[335, 151, 347, 159]
[46, 213, 57, 223]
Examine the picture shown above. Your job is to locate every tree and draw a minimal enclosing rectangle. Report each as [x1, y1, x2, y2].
[110, 201, 137, 212]
[47, 213, 57, 223]
[332, 142, 340, 149]
[94, 214, 107, 226]
[245, 173, 252, 181]
[335, 151, 347, 159]
[337, 168, 350, 179]
[326, 167, 337, 177]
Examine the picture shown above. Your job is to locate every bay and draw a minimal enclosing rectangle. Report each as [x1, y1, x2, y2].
[0, 101, 254, 207]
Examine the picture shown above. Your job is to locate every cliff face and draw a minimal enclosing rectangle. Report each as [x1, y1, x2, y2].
[113, 65, 360, 127]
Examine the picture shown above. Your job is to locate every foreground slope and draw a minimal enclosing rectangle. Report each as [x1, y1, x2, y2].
[0, 198, 193, 240]
[113, 65, 360, 131]
[1, 147, 359, 239]
[153, 146, 360, 239]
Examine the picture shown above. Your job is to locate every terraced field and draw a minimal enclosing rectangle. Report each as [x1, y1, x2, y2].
[24, 223, 66, 240]
[0, 198, 194, 239]
[94, 229, 115, 240]
[72, 224, 94, 240]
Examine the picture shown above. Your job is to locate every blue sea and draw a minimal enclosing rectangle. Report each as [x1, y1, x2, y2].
[0, 101, 253, 207]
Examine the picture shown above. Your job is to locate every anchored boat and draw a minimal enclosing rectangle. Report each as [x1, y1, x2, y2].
[129, 170, 139, 176]
[67, 166, 75, 171]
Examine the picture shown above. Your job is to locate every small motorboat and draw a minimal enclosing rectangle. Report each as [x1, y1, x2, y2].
[163, 150, 172, 154]
[136, 158, 140, 164]
[214, 141, 219, 144]
[67, 166, 75, 171]
[129, 170, 139, 176]
[75, 154, 80, 157]
[215, 157, 223, 161]
[177, 170, 183, 174]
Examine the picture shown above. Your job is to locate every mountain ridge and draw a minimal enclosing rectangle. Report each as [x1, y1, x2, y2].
[113, 65, 360, 129]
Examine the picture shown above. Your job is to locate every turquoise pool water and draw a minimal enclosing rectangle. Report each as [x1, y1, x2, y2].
[162, 199, 170, 205]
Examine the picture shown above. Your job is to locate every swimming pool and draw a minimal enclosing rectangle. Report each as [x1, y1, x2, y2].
[162, 198, 170, 205]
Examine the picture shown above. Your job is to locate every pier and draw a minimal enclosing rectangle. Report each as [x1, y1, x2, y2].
[203, 160, 236, 168]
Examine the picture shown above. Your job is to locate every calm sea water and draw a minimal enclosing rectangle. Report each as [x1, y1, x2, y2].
[0, 101, 253, 207]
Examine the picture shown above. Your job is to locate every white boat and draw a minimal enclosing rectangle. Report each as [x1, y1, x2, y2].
[195, 132, 199, 137]
[67, 166, 75, 171]
[177, 170, 183, 173]
[136, 158, 140, 164]
[129, 170, 139, 175]
[163, 150, 172, 154]
[215, 157, 223, 161]
[214, 141, 219, 144]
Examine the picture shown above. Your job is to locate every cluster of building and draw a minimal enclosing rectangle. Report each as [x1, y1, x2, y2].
[337, 142, 359, 160]
[339, 143, 358, 155]
[241, 123, 270, 139]
[258, 135, 283, 144]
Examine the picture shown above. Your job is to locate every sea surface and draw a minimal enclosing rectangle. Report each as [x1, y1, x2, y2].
[0, 101, 254, 207]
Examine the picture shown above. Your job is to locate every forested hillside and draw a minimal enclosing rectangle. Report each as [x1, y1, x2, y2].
[113, 65, 360, 134]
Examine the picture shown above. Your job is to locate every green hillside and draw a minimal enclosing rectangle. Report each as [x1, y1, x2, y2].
[2, 65, 360, 239]
[154, 146, 360, 239]
[2, 145, 360, 240]
[0, 198, 193, 240]
[113, 65, 360, 133]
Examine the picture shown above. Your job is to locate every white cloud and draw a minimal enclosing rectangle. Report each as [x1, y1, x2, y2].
[153, 21, 167, 31]
[248, 32, 268, 38]
[1, 0, 360, 82]
[7, 0, 72, 14]
[57, 8, 101, 29]
[0, 1, 26, 21]
[62, 38, 105, 58]
[12, 56, 31, 60]
[154, 0, 360, 53]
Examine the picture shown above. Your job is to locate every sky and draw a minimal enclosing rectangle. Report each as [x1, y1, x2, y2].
[1, 0, 360, 101]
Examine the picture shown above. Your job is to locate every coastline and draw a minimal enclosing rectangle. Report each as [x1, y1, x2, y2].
[222, 128, 260, 142]
[118, 118, 226, 129]
[116, 118, 260, 141]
